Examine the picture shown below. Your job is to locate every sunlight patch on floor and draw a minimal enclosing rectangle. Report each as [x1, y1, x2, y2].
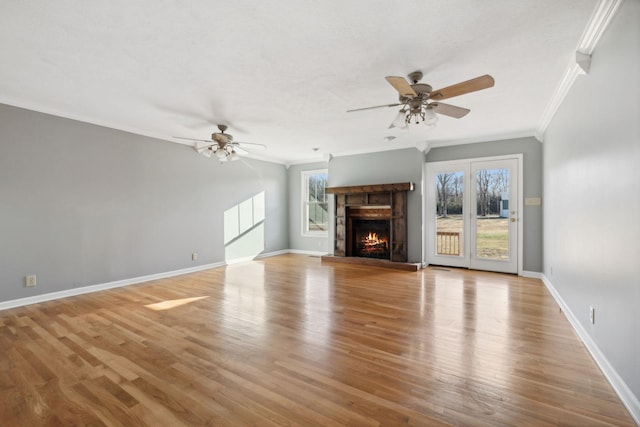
[145, 296, 210, 311]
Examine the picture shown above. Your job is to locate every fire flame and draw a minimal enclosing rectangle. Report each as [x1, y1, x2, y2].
[358, 229, 389, 256]
[361, 232, 387, 246]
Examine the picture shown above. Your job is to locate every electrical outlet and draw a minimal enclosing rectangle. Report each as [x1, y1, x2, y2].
[25, 275, 37, 287]
[589, 306, 595, 324]
[192, 252, 198, 261]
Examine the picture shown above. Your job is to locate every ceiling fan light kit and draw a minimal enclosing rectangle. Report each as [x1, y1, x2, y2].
[173, 124, 265, 163]
[348, 71, 494, 129]
[391, 105, 439, 129]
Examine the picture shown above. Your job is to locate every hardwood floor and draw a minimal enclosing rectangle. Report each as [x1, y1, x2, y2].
[0, 254, 634, 426]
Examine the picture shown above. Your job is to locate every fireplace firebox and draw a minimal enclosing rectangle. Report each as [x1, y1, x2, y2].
[346, 205, 392, 259]
[351, 219, 390, 259]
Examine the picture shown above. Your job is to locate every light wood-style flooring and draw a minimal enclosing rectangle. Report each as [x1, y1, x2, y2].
[0, 254, 635, 426]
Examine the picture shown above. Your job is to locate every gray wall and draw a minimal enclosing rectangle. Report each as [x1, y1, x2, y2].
[426, 137, 543, 272]
[0, 104, 289, 303]
[287, 161, 329, 253]
[328, 148, 424, 263]
[543, 0, 639, 401]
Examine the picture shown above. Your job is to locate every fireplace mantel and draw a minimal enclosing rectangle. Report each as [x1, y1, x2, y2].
[326, 182, 414, 195]
[326, 182, 414, 263]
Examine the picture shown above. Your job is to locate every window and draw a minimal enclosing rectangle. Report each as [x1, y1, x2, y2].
[302, 169, 329, 236]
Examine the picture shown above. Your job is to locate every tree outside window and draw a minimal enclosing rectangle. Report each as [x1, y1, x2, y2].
[302, 169, 328, 236]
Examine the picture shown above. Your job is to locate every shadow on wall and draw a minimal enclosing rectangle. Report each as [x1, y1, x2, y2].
[224, 192, 265, 261]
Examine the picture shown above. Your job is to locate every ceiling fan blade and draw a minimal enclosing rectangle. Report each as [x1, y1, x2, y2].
[430, 74, 495, 101]
[385, 76, 417, 98]
[173, 136, 212, 143]
[194, 141, 215, 153]
[347, 103, 402, 113]
[232, 145, 249, 155]
[233, 141, 266, 150]
[431, 102, 470, 118]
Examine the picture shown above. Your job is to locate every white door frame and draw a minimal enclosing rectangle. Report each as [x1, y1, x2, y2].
[424, 154, 524, 275]
[425, 161, 470, 268]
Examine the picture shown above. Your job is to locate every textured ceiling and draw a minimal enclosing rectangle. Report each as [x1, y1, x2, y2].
[0, 1, 598, 164]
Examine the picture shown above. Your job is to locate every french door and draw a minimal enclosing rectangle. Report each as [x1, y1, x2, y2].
[426, 156, 520, 274]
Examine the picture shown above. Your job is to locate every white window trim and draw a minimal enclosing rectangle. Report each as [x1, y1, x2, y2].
[301, 169, 329, 237]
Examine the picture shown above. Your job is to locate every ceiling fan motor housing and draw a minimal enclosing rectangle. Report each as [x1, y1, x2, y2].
[407, 70, 423, 83]
[212, 132, 232, 146]
[399, 83, 432, 103]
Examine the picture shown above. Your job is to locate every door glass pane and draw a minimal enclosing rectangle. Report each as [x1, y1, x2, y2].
[475, 168, 510, 260]
[435, 171, 464, 256]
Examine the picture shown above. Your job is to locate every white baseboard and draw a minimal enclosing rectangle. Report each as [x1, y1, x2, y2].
[0, 249, 320, 312]
[0, 261, 226, 312]
[521, 270, 543, 279]
[255, 249, 290, 259]
[225, 249, 290, 264]
[287, 249, 327, 256]
[541, 274, 640, 425]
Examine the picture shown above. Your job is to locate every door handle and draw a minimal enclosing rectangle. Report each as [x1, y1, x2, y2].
[510, 218, 516, 222]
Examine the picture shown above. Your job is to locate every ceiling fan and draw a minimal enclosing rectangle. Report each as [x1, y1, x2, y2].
[173, 125, 266, 163]
[347, 71, 495, 129]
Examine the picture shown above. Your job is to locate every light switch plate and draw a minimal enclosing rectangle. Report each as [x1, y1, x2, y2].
[525, 197, 541, 206]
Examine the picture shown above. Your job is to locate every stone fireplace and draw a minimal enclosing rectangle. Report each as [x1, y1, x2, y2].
[324, 182, 414, 268]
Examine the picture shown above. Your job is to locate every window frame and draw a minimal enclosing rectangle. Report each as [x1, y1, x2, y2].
[301, 169, 329, 237]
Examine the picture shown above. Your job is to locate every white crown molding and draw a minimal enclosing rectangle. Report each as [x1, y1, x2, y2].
[577, 0, 624, 54]
[285, 157, 329, 167]
[0, 95, 177, 143]
[535, 64, 583, 141]
[535, 0, 624, 142]
[0, 96, 288, 165]
[427, 129, 537, 149]
[329, 143, 421, 159]
[575, 51, 592, 74]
